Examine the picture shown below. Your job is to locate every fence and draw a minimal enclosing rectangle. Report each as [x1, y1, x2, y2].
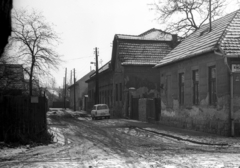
[0, 95, 48, 142]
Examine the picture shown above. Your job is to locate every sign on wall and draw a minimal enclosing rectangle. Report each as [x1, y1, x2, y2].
[232, 64, 240, 72]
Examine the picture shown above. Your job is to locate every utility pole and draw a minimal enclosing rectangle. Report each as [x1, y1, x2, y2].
[95, 47, 99, 104]
[62, 77, 65, 101]
[74, 68, 76, 111]
[70, 70, 72, 85]
[64, 68, 67, 109]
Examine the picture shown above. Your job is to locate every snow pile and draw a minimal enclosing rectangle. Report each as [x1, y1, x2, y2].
[48, 127, 72, 145]
[0, 145, 26, 159]
[47, 108, 65, 116]
[65, 109, 90, 118]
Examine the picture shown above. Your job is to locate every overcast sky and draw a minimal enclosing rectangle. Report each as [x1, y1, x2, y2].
[13, 0, 240, 87]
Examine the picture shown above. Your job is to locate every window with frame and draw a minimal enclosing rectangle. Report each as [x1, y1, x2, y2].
[192, 70, 199, 105]
[110, 90, 112, 105]
[115, 84, 118, 101]
[209, 66, 217, 105]
[179, 73, 184, 105]
[119, 83, 122, 101]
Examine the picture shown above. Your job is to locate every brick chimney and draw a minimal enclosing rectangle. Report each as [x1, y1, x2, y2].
[171, 34, 179, 48]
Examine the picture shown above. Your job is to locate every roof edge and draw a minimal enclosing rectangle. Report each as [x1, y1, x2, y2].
[217, 10, 240, 49]
[154, 48, 217, 68]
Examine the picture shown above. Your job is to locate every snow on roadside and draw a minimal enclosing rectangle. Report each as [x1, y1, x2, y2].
[0, 145, 27, 159]
[144, 127, 240, 147]
[47, 108, 65, 116]
[48, 127, 72, 145]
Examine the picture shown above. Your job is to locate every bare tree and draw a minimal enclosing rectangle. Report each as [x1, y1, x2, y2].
[150, 0, 226, 37]
[9, 9, 62, 96]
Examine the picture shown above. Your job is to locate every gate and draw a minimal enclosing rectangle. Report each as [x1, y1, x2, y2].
[131, 98, 139, 120]
[147, 98, 161, 122]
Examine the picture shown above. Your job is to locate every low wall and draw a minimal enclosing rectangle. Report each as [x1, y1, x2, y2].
[160, 95, 231, 136]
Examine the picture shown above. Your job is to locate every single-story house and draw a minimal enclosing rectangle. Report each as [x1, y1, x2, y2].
[155, 10, 240, 136]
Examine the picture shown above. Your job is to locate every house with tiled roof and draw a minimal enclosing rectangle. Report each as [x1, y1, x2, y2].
[155, 10, 240, 136]
[86, 61, 113, 112]
[69, 70, 95, 111]
[110, 28, 179, 118]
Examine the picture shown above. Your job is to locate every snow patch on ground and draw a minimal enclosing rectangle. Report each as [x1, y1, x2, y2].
[47, 108, 65, 116]
[48, 127, 72, 145]
[0, 146, 26, 159]
[144, 127, 240, 146]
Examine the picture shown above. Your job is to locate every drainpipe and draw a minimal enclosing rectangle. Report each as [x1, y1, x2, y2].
[215, 50, 234, 136]
[230, 72, 234, 137]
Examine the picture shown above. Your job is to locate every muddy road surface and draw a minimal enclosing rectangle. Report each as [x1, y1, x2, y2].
[1, 108, 240, 168]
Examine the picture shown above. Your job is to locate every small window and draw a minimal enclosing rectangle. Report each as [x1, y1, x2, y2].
[97, 104, 108, 110]
[192, 70, 199, 105]
[119, 83, 122, 101]
[115, 84, 118, 101]
[209, 66, 217, 105]
[179, 73, 184, 105]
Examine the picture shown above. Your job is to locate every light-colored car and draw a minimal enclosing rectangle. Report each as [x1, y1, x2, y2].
[91, 104, 110, 120]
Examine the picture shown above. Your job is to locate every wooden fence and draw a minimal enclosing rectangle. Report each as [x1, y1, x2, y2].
[0, 95, 48, 141]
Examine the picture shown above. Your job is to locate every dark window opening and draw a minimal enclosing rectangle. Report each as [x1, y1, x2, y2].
[179, 73, 184, 105]
[209, 66, 216, 105]
[115, 84, 118, 101]
[119, 83, 122, 101]
[193, 70, 199, 105]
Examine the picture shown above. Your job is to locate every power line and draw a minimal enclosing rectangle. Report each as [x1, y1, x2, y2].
[66, 56, 93, 61]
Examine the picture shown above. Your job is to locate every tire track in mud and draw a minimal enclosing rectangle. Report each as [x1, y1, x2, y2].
[51, 116, 145, 166]
[60, 116, 201, 157]
[61, 118, 132, 156]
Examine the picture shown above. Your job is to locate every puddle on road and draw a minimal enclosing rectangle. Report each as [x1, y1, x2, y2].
[48, 127, 72, 145]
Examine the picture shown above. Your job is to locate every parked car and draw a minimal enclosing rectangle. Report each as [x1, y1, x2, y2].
[91, 104, 110, 120]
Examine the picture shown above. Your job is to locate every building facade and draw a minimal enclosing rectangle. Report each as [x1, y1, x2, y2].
[111, 29, 178, 118]
[87, 28, 179, 118]
[155, 10, 240, 136]
[86, 62, 113, 112]
[69, 70, 94, 111]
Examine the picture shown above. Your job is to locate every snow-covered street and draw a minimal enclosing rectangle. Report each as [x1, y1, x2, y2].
[1, 108, 240, 168]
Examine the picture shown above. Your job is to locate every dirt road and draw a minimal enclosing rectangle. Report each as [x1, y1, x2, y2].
[1, 108, 240, 168]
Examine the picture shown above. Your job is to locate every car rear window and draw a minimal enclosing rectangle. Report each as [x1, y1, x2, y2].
[97, 105, 108, 110]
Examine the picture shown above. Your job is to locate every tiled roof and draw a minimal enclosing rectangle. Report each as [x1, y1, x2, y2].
[219, 10, 240, 56]
[90, 61, 111, 78]
[118, 41, 173, 65]
[113, 28, 176, 66]
[69, 70, 95, 88]
[116, 28, 174, 41]
[155, 10, 240, 67]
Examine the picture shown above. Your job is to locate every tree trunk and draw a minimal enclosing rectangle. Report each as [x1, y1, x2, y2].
[29, 62, 34, 96]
